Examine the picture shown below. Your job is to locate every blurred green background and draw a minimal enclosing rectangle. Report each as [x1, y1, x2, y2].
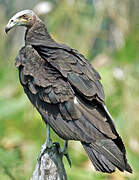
[0, 0, 139, 179]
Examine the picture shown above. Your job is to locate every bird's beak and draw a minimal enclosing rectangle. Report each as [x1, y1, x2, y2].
[5, 26, 10, 34]
[5, 18, 19, 34]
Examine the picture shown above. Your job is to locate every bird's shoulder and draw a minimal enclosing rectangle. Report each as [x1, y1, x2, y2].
[15, 45, 74, 104]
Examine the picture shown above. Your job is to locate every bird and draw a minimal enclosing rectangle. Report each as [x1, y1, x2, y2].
[5, 10, 132, 173]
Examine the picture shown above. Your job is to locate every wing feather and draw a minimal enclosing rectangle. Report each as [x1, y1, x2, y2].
[33, 45, 105, 102]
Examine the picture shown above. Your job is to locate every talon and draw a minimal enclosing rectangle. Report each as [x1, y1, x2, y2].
[37, 142, 47, 162]
[53, 142, 60, 149]
[63, 152, 72, 167]
[60, 140, 71, 167]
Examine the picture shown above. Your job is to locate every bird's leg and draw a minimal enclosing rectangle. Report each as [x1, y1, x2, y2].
[38, 123, 53, 162]
[60, 140, 71, 167]
[46, 123, 53, 148]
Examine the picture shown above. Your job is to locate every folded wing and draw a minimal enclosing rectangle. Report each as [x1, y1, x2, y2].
[15, 45, 132, 173]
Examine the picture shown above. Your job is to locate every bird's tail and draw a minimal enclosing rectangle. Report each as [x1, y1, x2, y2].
[81, 140, 132, 173]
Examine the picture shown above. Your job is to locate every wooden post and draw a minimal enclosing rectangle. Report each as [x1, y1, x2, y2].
[30, 143, 67, 180]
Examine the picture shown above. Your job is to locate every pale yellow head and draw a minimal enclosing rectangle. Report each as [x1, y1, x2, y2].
[5, 10, 35, 33]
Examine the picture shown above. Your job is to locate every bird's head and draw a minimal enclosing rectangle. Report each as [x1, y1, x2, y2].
[5, 10, 37, 33]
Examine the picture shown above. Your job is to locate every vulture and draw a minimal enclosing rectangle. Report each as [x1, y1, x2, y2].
[5, 10, 132, 173]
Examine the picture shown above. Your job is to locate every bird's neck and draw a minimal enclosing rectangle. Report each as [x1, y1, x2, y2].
[25, 19, 57, 46]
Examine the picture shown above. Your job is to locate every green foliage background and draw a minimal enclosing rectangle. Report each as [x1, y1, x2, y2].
[0, 0, 139, 179]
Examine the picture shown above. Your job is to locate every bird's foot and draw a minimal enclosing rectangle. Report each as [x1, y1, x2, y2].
[60, 145, 71, 167]
[37, 138, 53, 162]
[54, 141, 71, 167]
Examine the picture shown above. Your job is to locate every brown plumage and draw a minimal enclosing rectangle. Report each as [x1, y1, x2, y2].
[6, 10, 132, 173]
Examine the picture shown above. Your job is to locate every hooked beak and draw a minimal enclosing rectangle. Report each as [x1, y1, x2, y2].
[5, 19, 19, 34]
[5, 26, 10, 34]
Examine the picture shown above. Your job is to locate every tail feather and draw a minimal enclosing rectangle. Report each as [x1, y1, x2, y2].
[89, 146, 115, 173]
[103, 105, 132, 173]
[82, 140, 132, 173]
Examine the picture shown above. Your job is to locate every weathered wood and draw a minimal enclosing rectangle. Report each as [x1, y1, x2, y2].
[30, 143, 67, 180]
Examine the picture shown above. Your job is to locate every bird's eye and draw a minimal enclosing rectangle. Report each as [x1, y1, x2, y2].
[11, 19, 14, 22]
[19, 14, 28, 20]
[22, 14, 28, 19]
